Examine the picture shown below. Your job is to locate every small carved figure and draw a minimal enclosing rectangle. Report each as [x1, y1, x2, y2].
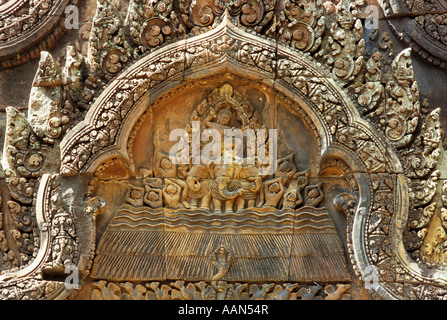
[296, 285, 321, 300]
[44, 208, 76, 275]
[274, 153, 298, 185]
[144, 186, 163, 208]
[146, 282, 172, 300]
[250, 283, 274, 300]
[125, 186, 144, 207]
[154, 153, 190, 208]
[231, 283, 248, 300]
[163, 180, 182, 209]
[324, 284, 351, 300]
[304, 182, 324, 207]
[210, 281, 228, 300]
[170, 280, 197, 300]
[294, 170, 309, 208]
[273, 283, 298, 300]
[144, 177, 163, 189]
[262, 177, 285, 208]
[283, 180, 299, 210]
[91, 281, 121, 300]
[154, 152, 177, 174]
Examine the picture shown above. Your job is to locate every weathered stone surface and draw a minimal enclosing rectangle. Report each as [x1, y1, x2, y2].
[0, 0, 446, 301]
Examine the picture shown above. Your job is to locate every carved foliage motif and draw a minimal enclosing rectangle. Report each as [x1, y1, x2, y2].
[63, 8, 397, 176]
[89, 0, 132, 80]
[401, 109, 443, 263]
[0, 0, 71, 69]
[0, 175, 78, 300]
[0, 48, 85, 283]
[316, 0, 364, 84]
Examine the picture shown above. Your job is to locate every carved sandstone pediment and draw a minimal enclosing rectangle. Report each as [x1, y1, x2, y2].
[88, 82, 351, 285]
[1, 0, 447, 301]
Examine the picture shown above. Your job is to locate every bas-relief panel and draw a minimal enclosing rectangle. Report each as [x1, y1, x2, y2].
[89, 81, 348, 272]
[80, 79, 360, 300]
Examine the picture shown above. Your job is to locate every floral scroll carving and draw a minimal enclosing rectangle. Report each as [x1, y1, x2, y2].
[0, 0, 72, 69]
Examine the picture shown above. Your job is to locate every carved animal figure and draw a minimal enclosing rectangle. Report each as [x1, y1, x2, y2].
[211, 280, 228, 300]
[210, 164, 243, 213]
[236, 164, 262, 211]
[324, 284, 351, 300]
[250, 283, 274, 300]
[273, 283, 298, 300]
[210, 245, 234, 280]
[232, 283, 248, 300]
[296, 285, 321, 300]
[187, 164, 212, 210]
[170, 280, 197, 300]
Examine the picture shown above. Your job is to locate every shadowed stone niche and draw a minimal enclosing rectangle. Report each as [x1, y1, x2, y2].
[1, 0, 447, 301]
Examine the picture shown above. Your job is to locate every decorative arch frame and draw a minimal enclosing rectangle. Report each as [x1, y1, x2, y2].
[57, 15, 407, 299]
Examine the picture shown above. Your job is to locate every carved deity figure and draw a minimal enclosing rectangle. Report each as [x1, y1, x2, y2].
[205, 106, 233, 134]
[210, 245, 234, 281]
[204, 106, 243, 159]
[45, 209, 76, 274]
[318, 0, 364, 82]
